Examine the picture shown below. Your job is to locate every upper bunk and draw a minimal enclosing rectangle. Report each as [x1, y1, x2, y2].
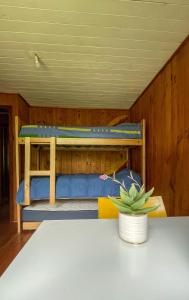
[16, 116, 145, 148]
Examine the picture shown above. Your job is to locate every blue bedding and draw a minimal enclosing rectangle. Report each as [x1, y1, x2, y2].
[16, 169, 141, 204]
[19, 123, 142, 139]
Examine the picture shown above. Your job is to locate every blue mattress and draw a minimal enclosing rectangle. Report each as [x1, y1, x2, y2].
[19, 123, 142, 139]
[16, 168, 141, 204]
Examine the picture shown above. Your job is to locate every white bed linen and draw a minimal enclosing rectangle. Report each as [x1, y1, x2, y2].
[23, 199, 98, 211]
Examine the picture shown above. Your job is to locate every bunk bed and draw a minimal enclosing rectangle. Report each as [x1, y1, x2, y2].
[15, 115, 146, 232]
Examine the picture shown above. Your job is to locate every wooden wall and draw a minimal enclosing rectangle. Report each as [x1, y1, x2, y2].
[130, 37, 189, 216]
[0, 93, 30, 221]
[0, 118, 2, 207]
[0, 112, 9, 208]
[30, 107, 129, 127]
[29, 107, 130, 174]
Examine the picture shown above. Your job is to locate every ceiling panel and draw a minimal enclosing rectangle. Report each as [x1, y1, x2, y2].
[0, 0, 188, 109]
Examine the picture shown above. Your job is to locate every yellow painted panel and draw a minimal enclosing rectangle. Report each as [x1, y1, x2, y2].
[98, 197, 118, 219]
[98, 196, 167, 219]
[145, 196, 167, 218]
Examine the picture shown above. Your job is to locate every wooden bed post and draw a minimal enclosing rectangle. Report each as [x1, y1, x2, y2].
[50, 137, 56, 205]
[15, 116, 21, 233]
[126, 148, 130, 169]
[141, 119, 146, 189]
[24, 137, 31, 205]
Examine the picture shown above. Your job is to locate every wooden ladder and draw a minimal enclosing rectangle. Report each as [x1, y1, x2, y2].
[24, 137, 56, 205]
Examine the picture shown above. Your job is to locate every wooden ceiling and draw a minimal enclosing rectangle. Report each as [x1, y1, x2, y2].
[0, 0, 188, 108]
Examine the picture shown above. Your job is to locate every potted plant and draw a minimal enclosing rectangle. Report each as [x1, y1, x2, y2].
[100, 172, 159, 244]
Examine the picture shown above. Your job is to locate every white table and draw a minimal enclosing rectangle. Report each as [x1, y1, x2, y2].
[1, 218, 189, 300]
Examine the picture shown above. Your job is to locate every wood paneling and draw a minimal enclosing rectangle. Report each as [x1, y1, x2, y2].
[0, 124, 3, 207]
[17, 95, 30, 123]
[0, 112, 9, 208]
[0, 93, 30, 221]
[29, 107, 130, 174]
[30, 107, 129, 126]
[130, 37, 189, 216]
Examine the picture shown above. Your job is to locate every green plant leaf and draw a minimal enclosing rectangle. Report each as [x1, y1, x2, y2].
[108, 196, 129, 208]
[134, 185, 145, 201]
[131, 195, 147, 210]
[108, 196, 123, 204]
[134, 205, 160, 215]
[108, 196, 133, 214]
[143, 187, 154, 202]
[115, 204, 133, 214]
[120, 186, 128, 200]
[120, 187, 133, 204]
[129, 183, 138, 199]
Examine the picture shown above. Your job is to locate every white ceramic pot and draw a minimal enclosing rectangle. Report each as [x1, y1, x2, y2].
[118, 213, 148, 244]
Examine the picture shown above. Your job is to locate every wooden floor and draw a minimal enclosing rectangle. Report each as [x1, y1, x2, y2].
[0, 208, 33, 276]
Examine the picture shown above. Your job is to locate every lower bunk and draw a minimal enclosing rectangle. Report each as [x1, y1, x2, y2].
[22, 199, 98, 221]
[21, 199, 98, 230]
[17, 168, 141, 231]
[20, 196, 167, 231]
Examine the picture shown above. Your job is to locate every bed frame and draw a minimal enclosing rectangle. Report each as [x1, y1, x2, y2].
[15, 115, 146, 232]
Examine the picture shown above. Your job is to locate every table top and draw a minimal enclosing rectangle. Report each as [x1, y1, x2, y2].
[1, 217, 189, 300]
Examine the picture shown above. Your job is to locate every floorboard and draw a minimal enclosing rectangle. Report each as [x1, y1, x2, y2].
[0, 209, 33, 276]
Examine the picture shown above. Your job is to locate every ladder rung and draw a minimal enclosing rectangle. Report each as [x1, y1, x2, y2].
[30, 170, 50, 176]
